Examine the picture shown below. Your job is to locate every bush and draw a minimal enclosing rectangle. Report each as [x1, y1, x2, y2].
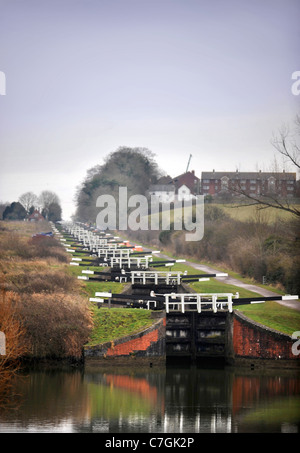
[29, 237, 68, 262]
[2, 269, 79, 294]
[159, 229, 173, 245]
[0, 290, 28, 400]
[18, 292, 93, 359]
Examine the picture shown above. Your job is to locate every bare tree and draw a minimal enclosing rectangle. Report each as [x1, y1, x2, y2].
[271, 115, 300, 171]
[230, 115, 300, 217]
[38, 191, 61, 220]
[18, 191, 38, 213]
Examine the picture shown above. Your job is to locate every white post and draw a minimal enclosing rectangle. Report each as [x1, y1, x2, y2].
[197, 295, 201, 313]
[212, 295, 217, 313]
[181, 294, 185, 313]
[165, 295, 169, 313]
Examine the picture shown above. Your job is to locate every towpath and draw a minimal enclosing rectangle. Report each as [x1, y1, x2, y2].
[145, 247, 300, 311]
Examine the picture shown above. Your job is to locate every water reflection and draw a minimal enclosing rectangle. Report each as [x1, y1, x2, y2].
[0, 364, 299, 433]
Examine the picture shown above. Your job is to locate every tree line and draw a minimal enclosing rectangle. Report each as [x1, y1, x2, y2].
[0, 190, 62, 222]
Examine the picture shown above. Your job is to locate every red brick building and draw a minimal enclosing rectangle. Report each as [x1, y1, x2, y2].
[172, 170, 201, 195]
[28, 210, 45, 222]
[201, 170, 297, 198]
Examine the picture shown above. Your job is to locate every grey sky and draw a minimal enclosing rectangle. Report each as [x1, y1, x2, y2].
[0, 0, 299, 219]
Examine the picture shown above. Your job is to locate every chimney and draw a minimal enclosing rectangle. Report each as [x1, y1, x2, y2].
[191, 170, 195, 175]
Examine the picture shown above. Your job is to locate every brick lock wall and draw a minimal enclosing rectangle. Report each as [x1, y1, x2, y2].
[84, 314, 166, 362]
[106, 329, 159, 356]
[232, 312, 298, 361]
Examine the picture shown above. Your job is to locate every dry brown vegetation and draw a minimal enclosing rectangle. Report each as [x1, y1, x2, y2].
[0, 221, 93, 372]
[0, 290, 28, 402]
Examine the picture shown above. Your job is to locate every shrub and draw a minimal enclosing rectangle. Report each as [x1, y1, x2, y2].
[18, 292, 93, 359]
[159, 229, 173, 245]
[29, 237, 68, 262]
[1, 269, 80, 295]
[0, 290, 28, 400]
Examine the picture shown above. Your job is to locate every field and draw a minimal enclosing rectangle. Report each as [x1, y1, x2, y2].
[218, 203, 297, 223]
[144, 201, 297, 227]
[234, 301, 300, 336]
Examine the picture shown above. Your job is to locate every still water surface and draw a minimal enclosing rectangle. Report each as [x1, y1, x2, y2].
[0, 363, 299, 433]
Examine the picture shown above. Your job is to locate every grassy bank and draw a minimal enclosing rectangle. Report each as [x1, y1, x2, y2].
[87, 308, 153, 346]
[235, 301, 300, 336]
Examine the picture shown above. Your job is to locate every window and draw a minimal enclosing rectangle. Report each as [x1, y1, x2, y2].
[221, 176, 229, 190]
[268, 177, 276, 192]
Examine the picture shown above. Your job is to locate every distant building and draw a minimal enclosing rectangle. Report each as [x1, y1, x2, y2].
[173, 170, 201, 200]
[201, 170, 297, 198]
[148, 171, 201, 202]
[147, 184, 176, 202]
[28, 210, 45, 222]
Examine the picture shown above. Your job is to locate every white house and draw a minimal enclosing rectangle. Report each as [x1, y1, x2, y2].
[177, 184, 197, 201]
[147, 184, 175, 203]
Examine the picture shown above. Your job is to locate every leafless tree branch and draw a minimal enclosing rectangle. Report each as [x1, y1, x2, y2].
[229, 115, 300, 217]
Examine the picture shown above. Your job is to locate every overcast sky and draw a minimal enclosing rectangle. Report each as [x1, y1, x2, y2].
[0, 0, 299, 220]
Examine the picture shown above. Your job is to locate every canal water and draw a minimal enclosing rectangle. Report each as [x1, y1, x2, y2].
[0, 362, 299, 433]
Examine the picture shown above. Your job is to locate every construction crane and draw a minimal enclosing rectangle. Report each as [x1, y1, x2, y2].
[186, 154, 192, 173]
